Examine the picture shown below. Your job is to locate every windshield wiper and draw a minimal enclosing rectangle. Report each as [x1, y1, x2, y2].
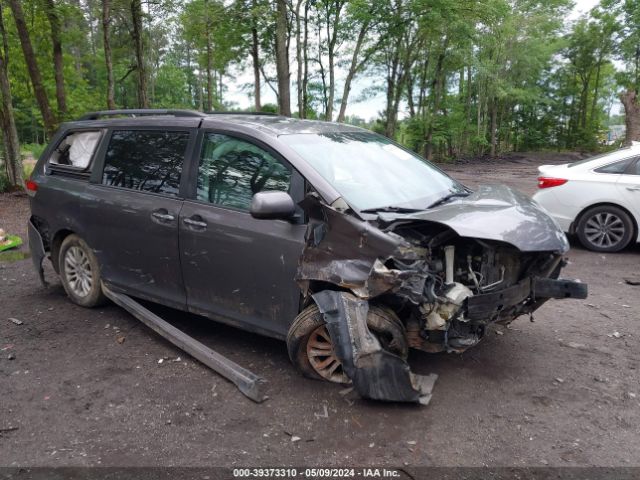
[360, 205, 424, 214]
[427, 191, 470, 209]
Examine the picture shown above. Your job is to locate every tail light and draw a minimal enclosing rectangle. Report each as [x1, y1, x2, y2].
[537, 177, 568, 189]
[25, 179, 38, 192]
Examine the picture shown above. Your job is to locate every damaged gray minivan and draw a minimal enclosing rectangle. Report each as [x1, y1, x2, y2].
[28, 110, 587, 403]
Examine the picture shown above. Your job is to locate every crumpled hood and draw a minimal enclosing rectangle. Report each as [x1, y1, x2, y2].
[378, 185, 570, 253]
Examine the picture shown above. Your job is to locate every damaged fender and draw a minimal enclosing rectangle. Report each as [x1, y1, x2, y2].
[312, 290, 437, 405]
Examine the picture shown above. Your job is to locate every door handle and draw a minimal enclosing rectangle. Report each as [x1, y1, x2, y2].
[626, 186, 640, 192]
[151, 210, 175, 222]
[183, 217, 207, 229]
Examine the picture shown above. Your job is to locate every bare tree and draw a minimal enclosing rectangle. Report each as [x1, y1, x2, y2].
[8, 0, 57, 136]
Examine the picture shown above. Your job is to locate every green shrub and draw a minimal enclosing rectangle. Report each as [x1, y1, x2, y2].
[20, 143, 46, 160]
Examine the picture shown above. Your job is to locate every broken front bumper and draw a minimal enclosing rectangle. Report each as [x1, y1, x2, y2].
[466, 276, 588, 322]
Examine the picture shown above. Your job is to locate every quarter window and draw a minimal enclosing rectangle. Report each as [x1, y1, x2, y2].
[628, 159, 640, 175]
[102, 130, 189, 196]
[594, 158, 633, 174]
[197, 133, 291, 210]
[50, 131, 102, 169]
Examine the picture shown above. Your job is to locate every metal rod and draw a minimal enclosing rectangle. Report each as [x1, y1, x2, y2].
[102, 285, 268, 403]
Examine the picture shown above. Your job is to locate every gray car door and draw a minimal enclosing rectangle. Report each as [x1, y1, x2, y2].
[179, 132, 307, 338]
[85, 128, 195, 309]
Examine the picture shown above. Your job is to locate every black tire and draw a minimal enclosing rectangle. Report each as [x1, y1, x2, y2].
[576, 205, 634, 252]
[58, 234, 107, 307]
[286, 302, 408, 384]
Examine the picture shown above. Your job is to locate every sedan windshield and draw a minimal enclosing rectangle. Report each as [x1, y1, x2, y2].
[280, 131, 467, 211]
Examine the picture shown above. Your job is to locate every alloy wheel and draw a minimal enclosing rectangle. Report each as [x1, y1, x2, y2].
[64, 245, 93, 297]
[306, 325, 349, 384]
[584, 212, 626, 249]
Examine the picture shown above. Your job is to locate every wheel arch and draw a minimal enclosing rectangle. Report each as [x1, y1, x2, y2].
[571, 202, 638, 241]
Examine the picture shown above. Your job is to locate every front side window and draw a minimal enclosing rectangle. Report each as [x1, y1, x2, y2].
[102, 130, 189, 196]
[50, 131, 102, 169]
[197, 133, 291, 210]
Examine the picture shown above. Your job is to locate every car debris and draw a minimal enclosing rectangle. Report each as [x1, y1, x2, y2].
[102, 285, 267, 403]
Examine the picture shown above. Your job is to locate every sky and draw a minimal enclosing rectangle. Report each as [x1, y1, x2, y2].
[225, 0, 605, 120]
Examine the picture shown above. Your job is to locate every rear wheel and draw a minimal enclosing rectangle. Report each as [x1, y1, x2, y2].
[576, 205, 634, 252]
[287, 303, 408, 384]
[58, 234, 106, 307]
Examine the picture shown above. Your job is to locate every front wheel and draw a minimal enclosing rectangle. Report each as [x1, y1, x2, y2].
[576, 205, 634, 252]
[286, 303, 408, 384]
[58, 234, 107, 307]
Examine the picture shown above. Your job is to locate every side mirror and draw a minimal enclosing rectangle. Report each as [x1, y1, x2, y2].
[250, 191, 296, 220]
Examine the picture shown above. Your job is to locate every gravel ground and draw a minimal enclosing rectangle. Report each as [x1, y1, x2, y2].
[1, 152, 639, 468]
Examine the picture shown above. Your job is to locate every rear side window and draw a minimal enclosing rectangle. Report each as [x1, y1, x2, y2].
[102, 130, 189, 196]
[594, 158, 633, 174]
[628, 159, 640, 176]
[197, 133, 291, 210]
[50, 131, 102, 169]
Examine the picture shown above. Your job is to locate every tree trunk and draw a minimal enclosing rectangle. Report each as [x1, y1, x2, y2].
[102, 0, 116, 109]
[275, 0, 291, 116]
[8, 0, 56, 137]
[336, 20, 369, 123]
[43, 0, 66, 119]
[294, 0, 303, 117]
[251, 26, 261, 111]
[325, 3, 339, 121]
[301, 0, 309, 119]
[621, 89, 640, 145]
[204, 0, 213, 111]
[0, 4, 21, 187]
[130, 0, 148, 108]
[424, 40, 447, 160]
[489, 97, 498, 156]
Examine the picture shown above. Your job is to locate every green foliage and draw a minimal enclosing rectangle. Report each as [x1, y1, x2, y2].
[0, 172, 9, 193]
[21, 143, 46, 161]
[0, 0, 632, 161]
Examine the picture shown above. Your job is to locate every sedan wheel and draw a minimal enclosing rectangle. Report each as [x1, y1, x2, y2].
[577, 206, 634, 252]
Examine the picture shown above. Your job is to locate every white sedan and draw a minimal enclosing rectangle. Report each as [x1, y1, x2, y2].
[533, 142, 640, 252]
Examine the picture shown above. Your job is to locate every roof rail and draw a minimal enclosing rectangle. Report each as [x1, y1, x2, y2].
[78, 109, 207, 120]
[205, 111, 279, 116]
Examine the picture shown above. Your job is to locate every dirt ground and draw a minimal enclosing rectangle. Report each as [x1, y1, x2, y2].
[1, 152, 639, 468]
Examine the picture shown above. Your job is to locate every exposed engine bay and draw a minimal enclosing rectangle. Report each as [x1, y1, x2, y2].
[297, 190, 588, 404]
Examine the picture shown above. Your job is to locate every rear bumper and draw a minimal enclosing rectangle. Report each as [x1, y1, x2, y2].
[466, 276, 587, 322]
